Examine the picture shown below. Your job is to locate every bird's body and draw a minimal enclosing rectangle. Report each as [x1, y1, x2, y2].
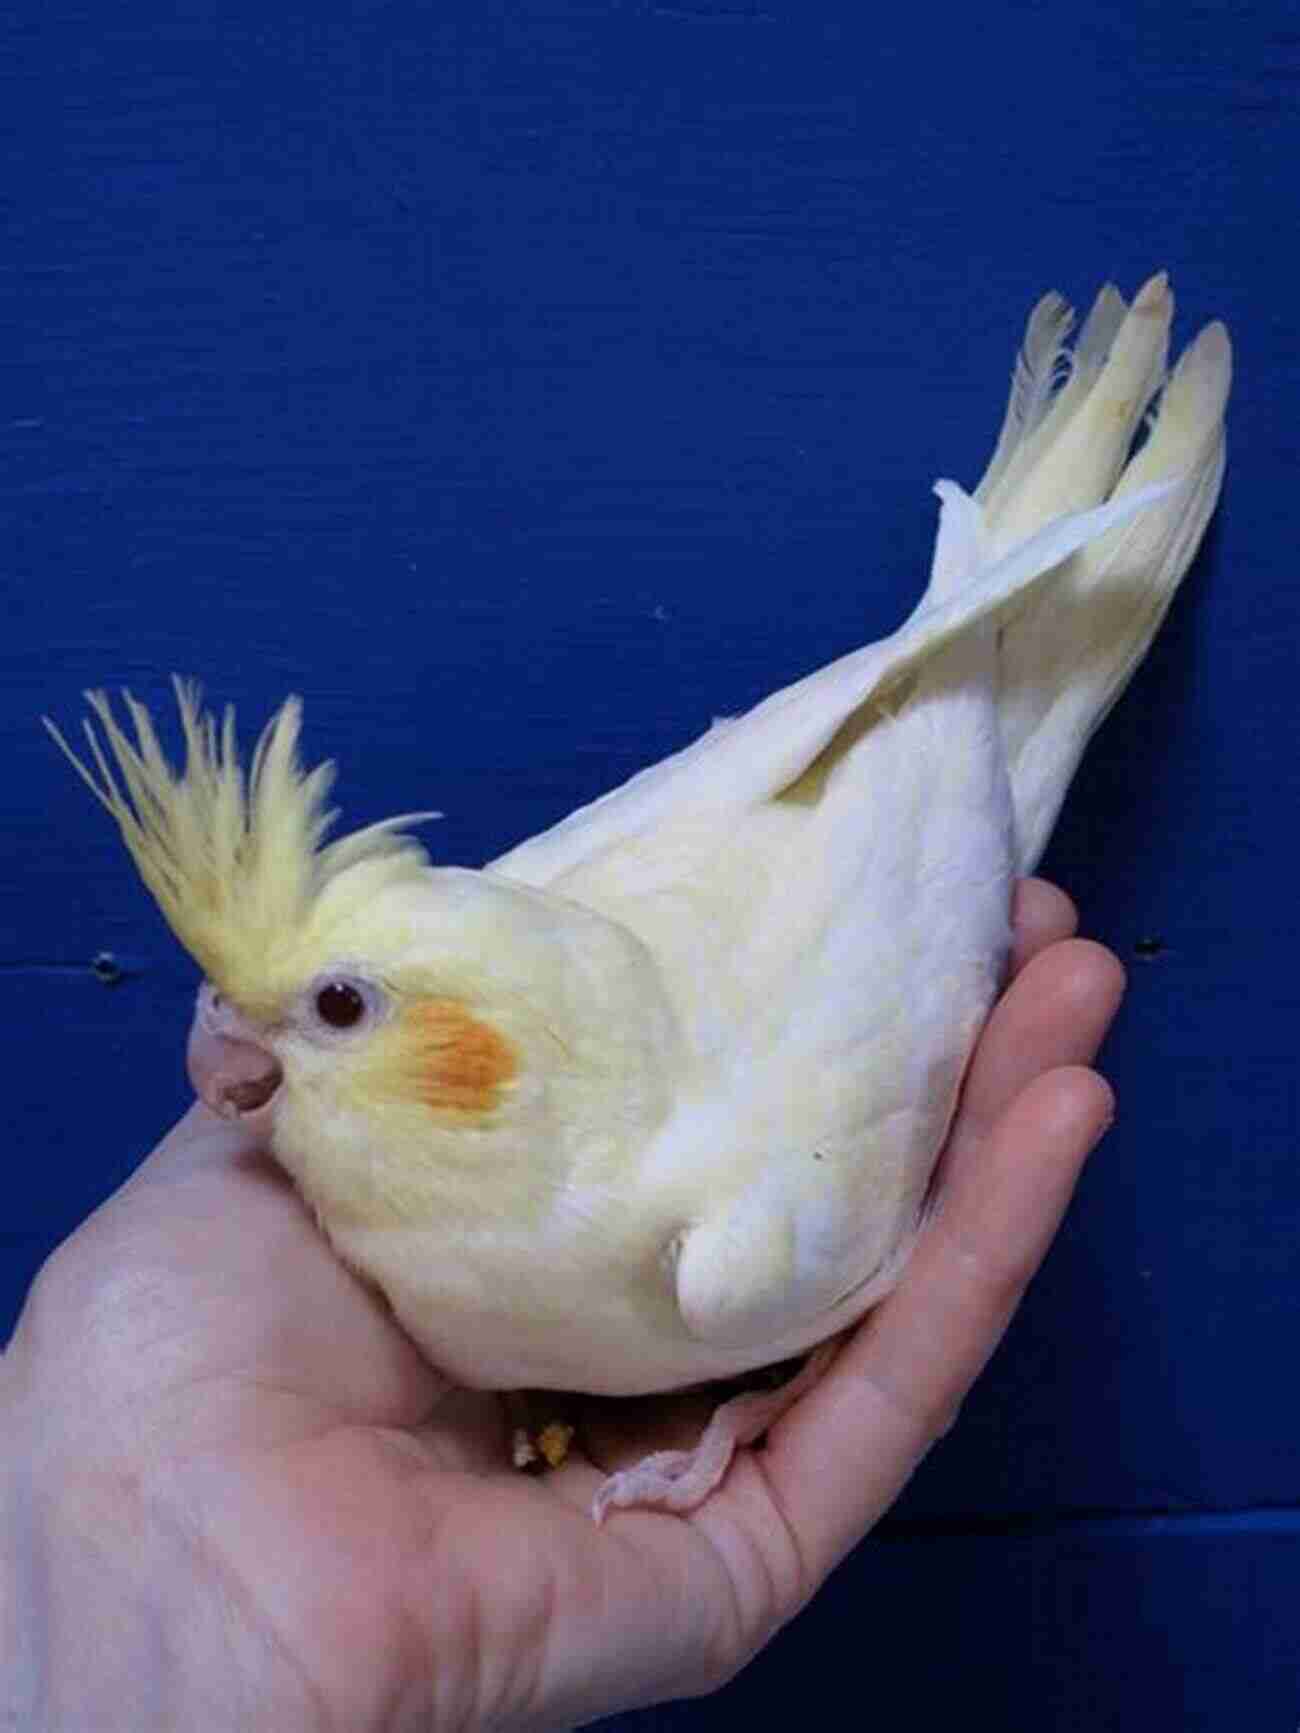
[51, 272, 1230, 1512]
[294, 626, 1012, 1396]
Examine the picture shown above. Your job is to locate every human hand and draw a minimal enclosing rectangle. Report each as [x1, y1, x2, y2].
[2, 879, 1123, 1731]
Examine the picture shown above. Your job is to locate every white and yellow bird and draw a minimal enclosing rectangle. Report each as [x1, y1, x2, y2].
[50, 273, 1229, 1518]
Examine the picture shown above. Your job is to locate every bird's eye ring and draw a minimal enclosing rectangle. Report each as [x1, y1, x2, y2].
[314, 979, 367, 1030]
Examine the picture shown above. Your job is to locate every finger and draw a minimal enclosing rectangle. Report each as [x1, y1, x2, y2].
[1010, 877, 1078, 974]
[946, 939, 1125, 1173]
[122, 1102, 276, 1196]
[760, 1063, 1114, 1580]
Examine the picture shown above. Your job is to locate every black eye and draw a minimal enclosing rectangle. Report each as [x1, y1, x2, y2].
[314, 980, 366, 1030]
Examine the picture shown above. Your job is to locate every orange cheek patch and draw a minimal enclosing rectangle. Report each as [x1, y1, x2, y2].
[400, 998, 518, 1115]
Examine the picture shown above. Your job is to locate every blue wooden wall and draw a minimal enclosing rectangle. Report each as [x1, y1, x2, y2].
[4, 1, 1297, 1724]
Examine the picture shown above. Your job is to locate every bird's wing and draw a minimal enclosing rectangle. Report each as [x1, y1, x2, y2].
[490, 481, 1172, 892]
[626, 838, 1006, 1358]
[605, 499, 1014, 1358]
[630, 656, 1013, 1356]
[639, 995, 969, 1354]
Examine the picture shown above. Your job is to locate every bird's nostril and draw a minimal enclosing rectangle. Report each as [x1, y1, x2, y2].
[222, 1061, 283, 1115]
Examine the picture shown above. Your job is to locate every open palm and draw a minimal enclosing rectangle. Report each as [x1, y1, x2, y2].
[5, 880, 1123, 1731]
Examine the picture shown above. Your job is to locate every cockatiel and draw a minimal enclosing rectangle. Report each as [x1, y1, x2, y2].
[49, 272, 1229, 1519]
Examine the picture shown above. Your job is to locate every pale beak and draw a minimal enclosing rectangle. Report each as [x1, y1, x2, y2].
[187, 982, 283, 1126]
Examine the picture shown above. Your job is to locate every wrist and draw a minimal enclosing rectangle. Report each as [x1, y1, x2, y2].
[1, 1409, 41, 1731]
[1, 1352, 239, 1732]
[3, 1426, 170, 1730]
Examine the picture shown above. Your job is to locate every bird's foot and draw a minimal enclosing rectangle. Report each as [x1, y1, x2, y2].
[590, 1339, 839, 1522]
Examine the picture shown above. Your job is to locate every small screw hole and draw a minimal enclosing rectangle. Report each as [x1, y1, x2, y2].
[91, 951, 124, 986]
[1134, 937, 1166, 961]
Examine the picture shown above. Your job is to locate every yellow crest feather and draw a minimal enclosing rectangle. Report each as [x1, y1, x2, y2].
[45, 680, 435, 1013]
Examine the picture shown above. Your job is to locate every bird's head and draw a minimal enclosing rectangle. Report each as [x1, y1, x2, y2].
[45, 685, 633, 1202]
